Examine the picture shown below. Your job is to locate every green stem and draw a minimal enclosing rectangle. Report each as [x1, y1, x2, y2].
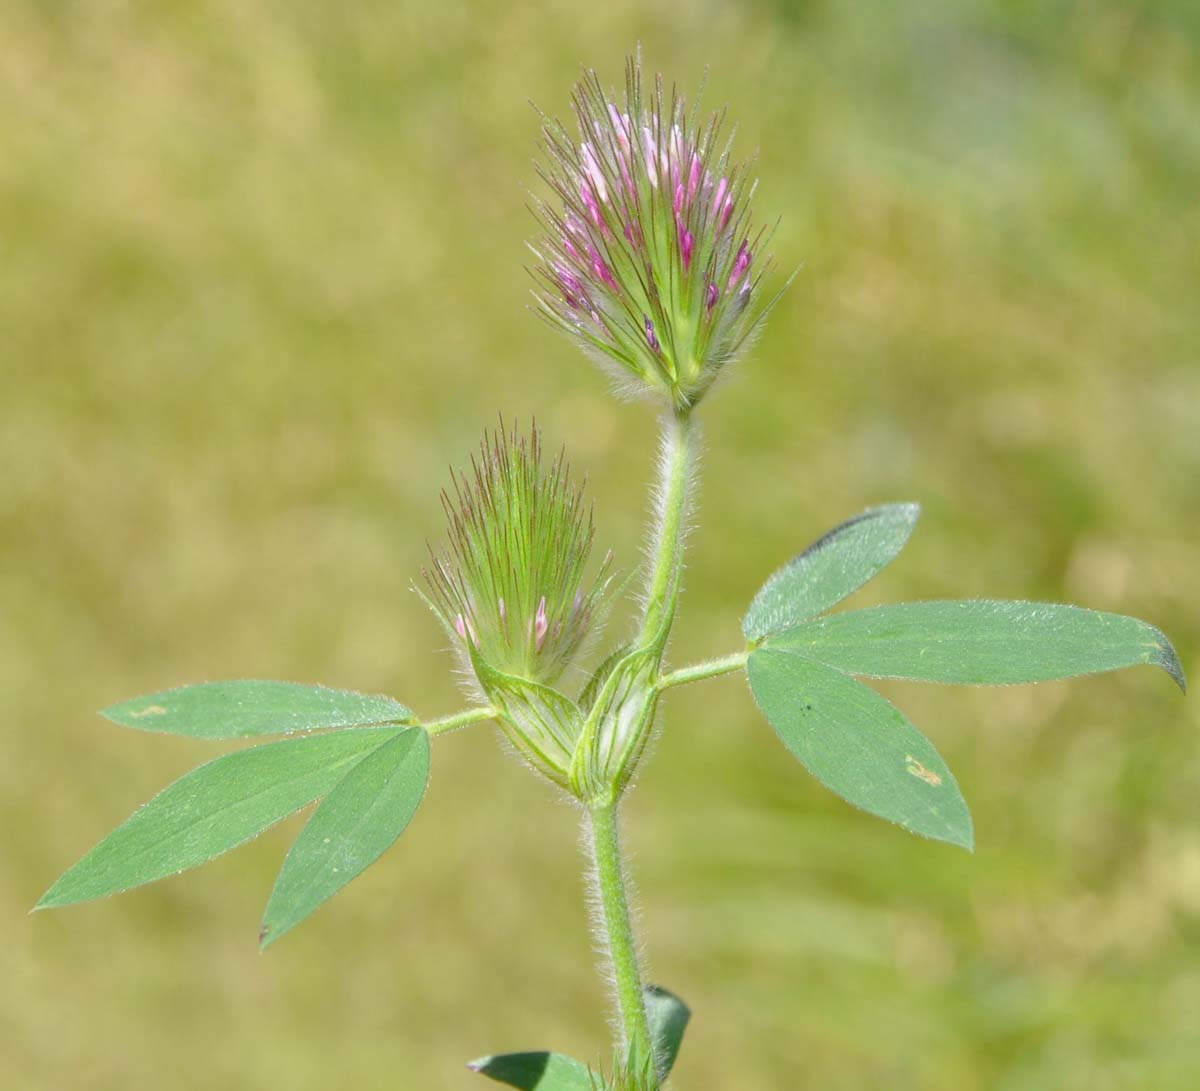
[637, 408, 695, 648]
[588, 801, 654, 1082]
[579, 410, 698, 1086]
[420, 706, 494, 737]
[657, 651, 748, 691]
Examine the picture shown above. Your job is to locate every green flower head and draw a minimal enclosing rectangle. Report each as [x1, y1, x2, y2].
[422, 422, 613, 690]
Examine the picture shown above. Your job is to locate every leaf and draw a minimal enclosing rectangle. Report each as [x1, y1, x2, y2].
[743, 503, 920, 642]
[768, 601, 1186, 691]
[36, 728, 403, 909]
[644, 984, 690, 1078]
[468, 1051, 594, 1090]
[260, 728, 430, 947]
[747, 649, 973, 849]
[103, 680, 412, 739]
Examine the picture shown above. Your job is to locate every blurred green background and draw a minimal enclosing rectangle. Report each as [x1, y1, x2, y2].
[4, 1, 1198, 1088]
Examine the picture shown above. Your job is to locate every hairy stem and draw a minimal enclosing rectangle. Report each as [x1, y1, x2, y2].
[637, 408, 695, 648]
[588, 801, 654, 1082]
[583, 409, 698, 1086]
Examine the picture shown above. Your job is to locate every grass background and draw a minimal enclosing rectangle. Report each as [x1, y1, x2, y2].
[4, 2, 1198, 1088]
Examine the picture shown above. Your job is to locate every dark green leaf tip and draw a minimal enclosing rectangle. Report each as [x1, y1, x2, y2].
[797, 502, 920, 562]
[468, 1051, 594, 1089]
[766, 601, 1187, 693]
[1150, 629, 1187, 693]
[744, 502, 921, 641]
[644, 983, 691, 1077]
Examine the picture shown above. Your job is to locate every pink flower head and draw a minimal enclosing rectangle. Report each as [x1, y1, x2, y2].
[530, 51, 779, 408]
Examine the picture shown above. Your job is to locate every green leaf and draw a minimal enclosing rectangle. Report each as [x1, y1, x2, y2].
[36, 728, 402, 909]
[747, 649, 973, 849]
[768, 601, 1186, 691]
[260, 728, 430, 947]
[468, 1052, 594, 1090]
[644, 984, 690, 1078]
[103, 680, 412, 739]
[743, 503, 920, 642]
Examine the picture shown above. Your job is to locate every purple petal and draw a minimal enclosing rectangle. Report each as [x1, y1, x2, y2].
[728, 241, 751, 289]
[678, 222, 694, 269]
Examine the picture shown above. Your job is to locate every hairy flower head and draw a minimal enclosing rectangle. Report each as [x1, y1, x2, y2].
[530, 53, 778, 409]
[422, 422, 613, 690]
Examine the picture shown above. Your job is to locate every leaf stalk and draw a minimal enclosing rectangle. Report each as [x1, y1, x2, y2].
[657, 651, 748, 691]
[421, 707, 496, 737]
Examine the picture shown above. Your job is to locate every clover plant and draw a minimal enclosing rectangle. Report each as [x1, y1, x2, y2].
[38, 52, 1184, 1091]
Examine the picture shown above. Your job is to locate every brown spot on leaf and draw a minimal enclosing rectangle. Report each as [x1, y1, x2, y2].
[905, 755, 942, 787]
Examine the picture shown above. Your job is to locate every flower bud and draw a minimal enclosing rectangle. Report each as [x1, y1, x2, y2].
[422, 424, 614, 788]
[423, 422, 612, 689]
[530, 52, 778, 409]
